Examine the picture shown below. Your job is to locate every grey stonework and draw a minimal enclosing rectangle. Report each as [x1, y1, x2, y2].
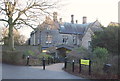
[30, 30, 81, 47]
[29, 15, 102, 49]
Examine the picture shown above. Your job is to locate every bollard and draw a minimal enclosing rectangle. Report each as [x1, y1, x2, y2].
[48, 57, 50, 65]
[72, 60, 75, 72]
[64, 57, 67, 69]
[26, 56, 30, 66]
[79, 59, 81, 73]
[42, 57, 45, 70]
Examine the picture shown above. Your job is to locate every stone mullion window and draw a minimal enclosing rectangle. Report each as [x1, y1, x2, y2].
[62, 36, 68, 44]
[73, 36, 76, 45]
[46, 35, 52, 44]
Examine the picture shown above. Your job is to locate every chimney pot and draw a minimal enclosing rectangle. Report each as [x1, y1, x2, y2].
[59, 18, 62, 24]
[53, 12, 58, 22]
[83, 16, 87, 24]
[71, 15, 74, 24]
[76, 20, 78, 24]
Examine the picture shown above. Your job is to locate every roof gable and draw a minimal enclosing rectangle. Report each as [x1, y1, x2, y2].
[37, 16, 59, 30]
[90, 20, 103, 32]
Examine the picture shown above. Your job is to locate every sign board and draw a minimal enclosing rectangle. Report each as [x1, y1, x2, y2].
[42, 50, 47, 53]
[80, 59, 90, 65]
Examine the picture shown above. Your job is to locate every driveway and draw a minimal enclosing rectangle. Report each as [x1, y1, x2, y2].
[2, 63, 83, 79]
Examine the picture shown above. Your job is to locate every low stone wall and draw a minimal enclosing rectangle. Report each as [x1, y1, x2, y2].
[2, 45, 40, 53]
[1, 45, 41, 65]
[2, 50, 26, 65]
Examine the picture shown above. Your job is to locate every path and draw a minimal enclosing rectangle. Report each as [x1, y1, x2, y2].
[2, 63, 83, 79]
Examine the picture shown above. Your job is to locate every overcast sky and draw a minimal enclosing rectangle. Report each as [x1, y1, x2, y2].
[58, 0, 119, 26]
[2, 0, 119, 38]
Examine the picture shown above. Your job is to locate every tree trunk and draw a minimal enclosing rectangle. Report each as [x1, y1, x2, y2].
[8, 17, 14, 51]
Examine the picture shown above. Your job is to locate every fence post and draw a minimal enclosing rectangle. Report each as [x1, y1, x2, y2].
[42, 57, 45, 70]
[72, 60, 75, 72]
[50, 57, 52, 64]
[79, 59, 81, 73]
[89, 60, 91, 75]
[26, 56, 30, 66]
[64, 57, 67, 69]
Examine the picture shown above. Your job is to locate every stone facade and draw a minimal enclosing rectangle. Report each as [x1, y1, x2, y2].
[29, 13, 102, 49]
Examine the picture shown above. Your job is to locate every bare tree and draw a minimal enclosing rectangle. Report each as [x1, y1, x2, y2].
[0, 0, 59, 51]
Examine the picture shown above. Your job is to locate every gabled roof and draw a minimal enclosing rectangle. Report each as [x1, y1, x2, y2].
[37, 16, 59, 30]
[56, 44, 74, 50]
[89, 20, 103, 32]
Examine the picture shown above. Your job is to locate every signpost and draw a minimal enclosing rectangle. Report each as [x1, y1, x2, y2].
[79, 59, 91, 75]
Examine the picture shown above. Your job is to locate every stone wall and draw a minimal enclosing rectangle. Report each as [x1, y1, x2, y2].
[1, 45, 41, 65]
[81, 28, 93, 49]
[30, 29, 82, 47]
[2, 45, 40, 53]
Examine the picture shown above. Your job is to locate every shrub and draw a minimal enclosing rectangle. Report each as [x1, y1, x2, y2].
[75, 47, 90, 55]
[93, 47, 108, 61]
[91, 47, 109, 77]
[68, 47, 90, 59]
[23, 50, 36, 57]
[38, 52, 52, 59]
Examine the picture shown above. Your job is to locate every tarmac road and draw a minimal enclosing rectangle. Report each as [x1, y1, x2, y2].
[2, 63, 83, 79]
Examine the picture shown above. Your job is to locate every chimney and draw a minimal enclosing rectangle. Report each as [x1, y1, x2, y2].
[71, 15, 74, 24]
[76, 20, 78, 24]
[53, 12, 58, 22]
[59, 18, 62, 24]
[83, 16, 87, 24]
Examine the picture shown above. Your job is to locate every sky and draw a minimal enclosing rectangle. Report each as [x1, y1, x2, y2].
[1, 0, 120, 39]
[58, 0, 119, 26]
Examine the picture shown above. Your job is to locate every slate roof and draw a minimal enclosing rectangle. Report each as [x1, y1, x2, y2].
[59, 22, 93, 35]
[56, 44, 74, 50]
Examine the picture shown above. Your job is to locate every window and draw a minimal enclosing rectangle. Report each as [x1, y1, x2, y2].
[88, 41, 91, 47]
[38, 39, 39, 45]
[62, 36, 68, 44]
[73, 36, 76, 45]
[47, 25, 52, 30]
[46, 35, 52, 44]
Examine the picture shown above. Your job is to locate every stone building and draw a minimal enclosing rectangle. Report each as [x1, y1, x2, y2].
[29, 12, 102, 56]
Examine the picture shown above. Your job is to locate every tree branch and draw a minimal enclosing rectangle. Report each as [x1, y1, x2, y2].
[15, 18, 35, 30]
[0, 19, 8, 22]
